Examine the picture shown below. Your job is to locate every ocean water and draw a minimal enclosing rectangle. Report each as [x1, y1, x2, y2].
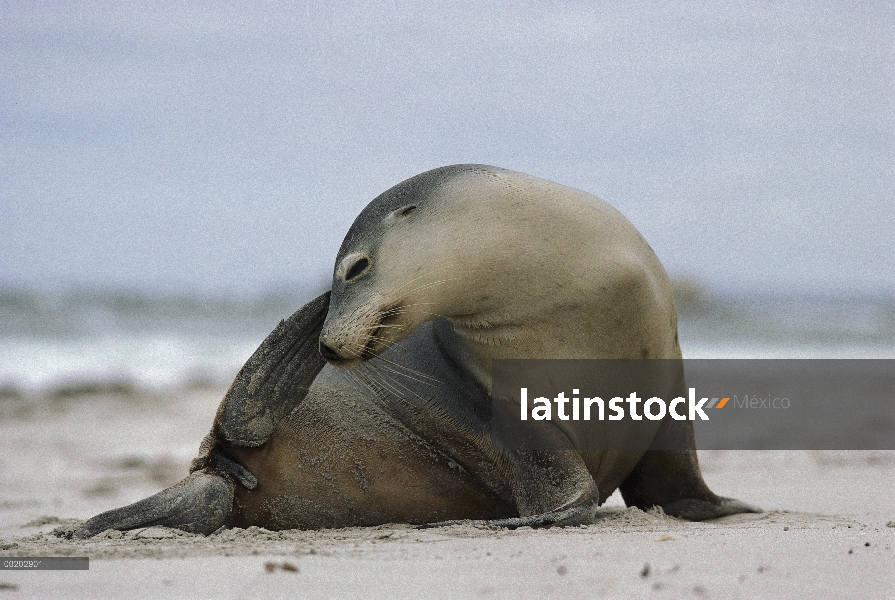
[676, 294, 895, 360]
[0, 287, 320, 396]
[0, 286, 893, 397]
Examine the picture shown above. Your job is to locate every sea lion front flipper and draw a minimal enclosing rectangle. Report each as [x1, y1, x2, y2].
[214, 291, 331, 447]
[504, 449, 601, 525]
[72, 469, 233, 539]
[458, 482, 601, 529]
[420, 448, 601, 530]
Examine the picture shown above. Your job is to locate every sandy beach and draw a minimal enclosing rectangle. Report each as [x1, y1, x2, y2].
[0, 386, 893, 599]
[4, 1, 894, 597]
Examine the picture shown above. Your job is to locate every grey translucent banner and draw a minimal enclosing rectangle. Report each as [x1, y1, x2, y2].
[491, 359, 895, 450]
[1, 557, 89, 570]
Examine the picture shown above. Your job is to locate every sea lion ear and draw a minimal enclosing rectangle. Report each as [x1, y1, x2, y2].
[214, 291, 331, 447]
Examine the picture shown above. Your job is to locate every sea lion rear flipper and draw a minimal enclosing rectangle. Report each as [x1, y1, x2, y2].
[659, 495, 762, 521]
[619, 417, 762, 520]
[190, 290, 331, 479]
[74, 293, 332, 538]
[72, 469, 233, 539]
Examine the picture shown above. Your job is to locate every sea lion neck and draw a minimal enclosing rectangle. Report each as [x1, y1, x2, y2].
[432, 315, 547, 396]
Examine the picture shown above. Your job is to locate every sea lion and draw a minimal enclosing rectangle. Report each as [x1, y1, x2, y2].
[74, 165, 758, 538]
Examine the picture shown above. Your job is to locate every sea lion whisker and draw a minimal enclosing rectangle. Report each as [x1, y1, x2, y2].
[361, 362, 409, 401]
[394, 280, 450, 298]
[373, 301, 446, 332]
[358, 333, 391, 343]
[381, 301, 436, 313]
[351, 360, 385, 393]
[391, 265, 455, 294]
[366, 363, 429, 406]
[369, 359, 442, 389]
[373, 358, 441, 383]
[400, 277, 461, 295]
[346, 365, 387, 402]
[365, 361, 427, 402]
[369, 355, 443, 385]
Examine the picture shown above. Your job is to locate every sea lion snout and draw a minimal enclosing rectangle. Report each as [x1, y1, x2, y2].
[322, 299, 423, 370]
[317, 326, 355, 365]
[319, 296, 393, 366]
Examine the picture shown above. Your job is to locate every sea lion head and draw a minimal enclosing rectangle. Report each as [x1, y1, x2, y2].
[318, 163, 665, 367]
[319, 164, 524, 365]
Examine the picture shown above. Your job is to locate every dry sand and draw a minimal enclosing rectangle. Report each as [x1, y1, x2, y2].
[1, 387, 893, 599]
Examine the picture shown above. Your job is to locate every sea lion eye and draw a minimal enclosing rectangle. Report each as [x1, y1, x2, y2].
[345, 257, 370, 281]
[399, 205, 417, 217]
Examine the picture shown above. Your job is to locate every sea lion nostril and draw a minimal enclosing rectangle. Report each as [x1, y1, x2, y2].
[318, 341, 343, 362]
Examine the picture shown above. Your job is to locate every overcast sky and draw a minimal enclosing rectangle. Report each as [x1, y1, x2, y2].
[2, 1, 893, 297]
